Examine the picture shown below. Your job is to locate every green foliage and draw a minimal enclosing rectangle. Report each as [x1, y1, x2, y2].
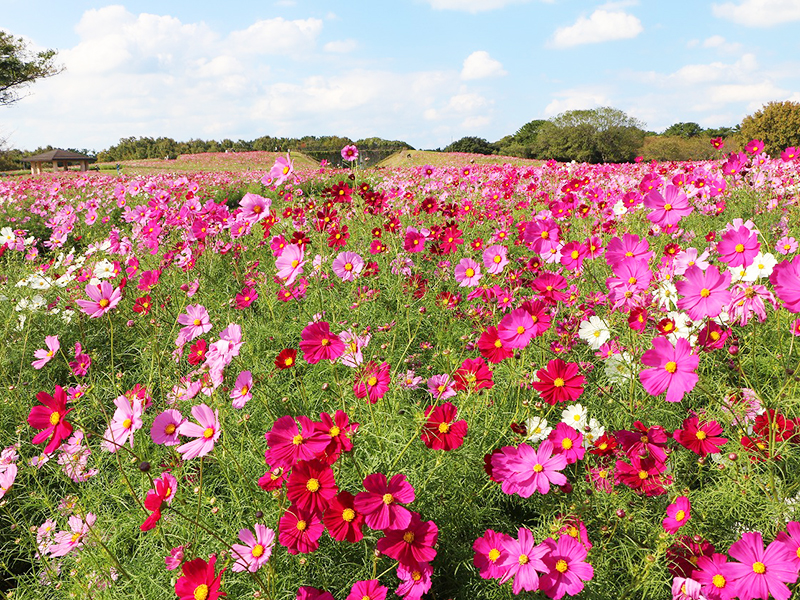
[443, 136, 497, 155]
[740, 101, 800, 156]
[641, 136, 722, 161]
[661, 122, 704, 138]
[533, 107, 646, 163]
[0, 31, 63, 106]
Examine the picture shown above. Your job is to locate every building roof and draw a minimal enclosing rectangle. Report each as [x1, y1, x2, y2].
[25, 149, 92, 162]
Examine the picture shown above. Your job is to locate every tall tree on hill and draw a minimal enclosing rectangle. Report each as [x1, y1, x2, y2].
[0, 31, 63, 106]
[740, 101, 800, 157]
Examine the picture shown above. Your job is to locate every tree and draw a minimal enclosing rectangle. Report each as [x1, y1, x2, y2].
[740, 101, 800, 157]
[662, 122, 704, 138]
[443, 136, 496, 155]
[534, 107, 646, 163]
[0, 31, 63, 106]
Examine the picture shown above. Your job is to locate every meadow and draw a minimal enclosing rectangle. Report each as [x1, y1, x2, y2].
[1, 143, 800, 600]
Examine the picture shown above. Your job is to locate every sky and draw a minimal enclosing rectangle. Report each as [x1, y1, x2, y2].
[3, 0, 800, 152]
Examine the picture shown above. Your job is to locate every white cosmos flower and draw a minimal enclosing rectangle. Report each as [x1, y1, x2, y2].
[93, 259, 116, 279]
[742, 252, 776, 282]
[525, 416, 552, 443]
[561, 403, 588, 430]
[654, 280, 678, 311]
[578, 316, 610, 350]
[0, 227, 15, 245]
[584, 418, 605, 447]
[605, 351, 635, 384]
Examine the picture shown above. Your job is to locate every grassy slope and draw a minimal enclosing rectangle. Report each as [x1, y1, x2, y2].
[375, 149, 542, 169]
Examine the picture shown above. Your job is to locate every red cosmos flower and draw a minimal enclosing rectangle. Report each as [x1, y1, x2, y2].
[531, 359, 586, 405]
[275, 348, 297, 370]
[754, 409, 795, 442]
[376, 513, 438, 568]
[235, 287, 258, 309]
[616, 421, 670, 465]
[615, 456, 670, 497]
[278, 505, 324, 555]
[519, 300, 552, 337]
[187, 339, 208, 366]
[258, 465, 289, 492]
[453, 357, 494, 392]
[323, 491, 365, 543]
[420, 402, 468, 451]
[141, 472, 177, 532]
[264, 415, 330, 470]
[354, 473, 415, 531]
[532, 272, 570, 304]
[673, 416, 728, 456]
[300, 321, 345, 365]
[589, 433, 619, 456]
[353, 361, 390, 404]
[28, 385, 74, 454]
[132, 294, 152, 315]
[286, 459, 338, 515]
[175, 554, 225, 600]
[478, 326, 513, 364]
[313, 410, 358, 465]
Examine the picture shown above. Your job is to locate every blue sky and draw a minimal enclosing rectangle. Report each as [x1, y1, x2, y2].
[3, 0, 800, 152]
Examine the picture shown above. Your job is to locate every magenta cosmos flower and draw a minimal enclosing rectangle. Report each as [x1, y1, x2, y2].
[354, 472, 415, 531]
[503, 440, 568, 497]
[644, 184, 694, 227]
[498, 527, 548, 594]
[663, 496, 691, 534]
[676, 265, 732, 321]
[377, 513, 438, 568]
[497, 308, 535, 349]
[639, 337, 699, 403]
[76, 282, 122, 318]
[727, 531, 797, 600]
[264, 415, 329, 470]
[231, 523, 275, 573]
[717, 226, 760, 269]
[539, 534, 595, 599]
[176, 403, 221, 460]
[28, 385, 73, 454]
[473, 529, 513, 580]
[32, 335, 60, 369]
[770, 255, 800, 313]
[353, 361, 390, 404]
[346, 579, 387, 600]
[332, 251, 364, 282]
[454, 257, 482, 287]
[300, 321, 346, 364]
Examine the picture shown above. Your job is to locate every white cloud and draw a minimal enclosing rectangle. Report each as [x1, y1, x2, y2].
[423, 0, 540, 13]
[701, 35, 742, 53]
[461, 51, 507, 80]
[712, 0, 800, 27]
[323, 39, 358, 53]
[544, 88, 612, 116]
[550, 9, 643, 48]
[228, 17, 323, 55]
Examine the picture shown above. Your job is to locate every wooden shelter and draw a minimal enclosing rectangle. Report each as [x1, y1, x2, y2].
[25, 149, 92, 175]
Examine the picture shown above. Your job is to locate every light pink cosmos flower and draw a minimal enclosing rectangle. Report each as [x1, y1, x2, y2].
[502, 440, 567, 497]
[176, 404, 221, 460]
[454, 257, 482, 287]
[675, 265, 732, 321]
[332, 251, 364, 282]
[32, 335, 60, 369]
[341, 144, 358, 161]
[639, 337, 699, 403]
[230, 370, 253, 409]
[48, 513, 97, 557]
[76, 282, 122, 318]
[673, 248, 711, 276]
[102, 394, 144, 452]
[427, 374, 456, 400]
[770, 255, 800, 313]
[150, 409, 184, 446]
[239, 192, 270, 223]
[165, 545, 185, 571]
[276, 244, 305, 286]
[269, 154, 294, 185]
[0, 464, 17, 499]
[177, 304, 212, 343]
[482, 244, 509, 274]
[231, 523, 275, 573]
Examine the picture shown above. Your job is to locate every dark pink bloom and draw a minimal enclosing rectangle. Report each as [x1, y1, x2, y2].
[676, 265, 732, 321]
[296, 587, 334, 600]
[776, 522, 800, 570]
[346, 579, 387, 600]
[539, 534, 595, 599]
[692, 553, 737, 600]
[420, 402, 468, 451]
[497, 308, 535, 349]
[376, 512, 438, 568]
[727, 531, 797, 600]
[278, 505, 324, 555]
[548, 422, 585, 464]
[498, 527, 548, 594]
[605, 233, 653, 269]
[639, 337, 699, 403]
[662, 496, 691, 534]
[531, 359, 585, 405]
[403, 230, 426, 253]
[673, 417, 727, 456]
[353, 361, 390, 404]
[717, 226, 760, 269]
[264, 415, 330, 470]
[28, 385, 73, 454]
[354, 473, 415, 531]
[286, 459, 338, 515]
[300, 321, 345, 364]
[473, 529, 513, 580]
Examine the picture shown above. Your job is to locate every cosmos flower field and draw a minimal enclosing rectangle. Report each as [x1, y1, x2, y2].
[2, 143, 800, 600]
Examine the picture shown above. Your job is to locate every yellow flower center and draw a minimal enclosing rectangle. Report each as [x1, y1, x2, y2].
[292, 434, 303, 445]
[291, 260, 300, 268]
[123, 418, 132, 430]
[412, 571, 422, 581]
[533, 463, 544, 473]
[675, 510, 686, 522]
[638, 470, 648, 480]
[712, 574, 726, 588]
[329, 426, 340, 437]
[663, 203, 672, 211]
[735, 243, 745, 253]
[49, 411, 60, 426]
[342, 508, 356, 522]
[344, 263, 353, 271]
[494, 339, 503, 348]
[465, 268, 475, 278]
[193, 584, 209, 600]
[203, 427, 214, 439]
[628, 277, 637, 285]
[438, 422, 450, 434]
[753, 561, 766, 574]
[368, 376, 378, 387]
[165, 423, 176, 435]
[240, 385, 249, 396]
[488, 548, 501, 562]
[296, 520, 307, 531]
[665, 361, 678, 373]
[99, 298, 110, 308]
[700, 288, 710, 298]
[193, 318, 201, 326]
[251, 544, 265, 558]
[403, 531, 415, 544]
[494, 255, 502, 263]
[284, 357, 294, 366]
[556, 559, 569, 573]
[320, 338, 330, 347]
[562, 438, 573, 450]
[306, 478, 320, 492]
[553, 377, 565, 387]
[519, 554, 529, 565]
[710, 331, 720, 341]
[382, 493, 394, 505]
[696, 431, 707, 440]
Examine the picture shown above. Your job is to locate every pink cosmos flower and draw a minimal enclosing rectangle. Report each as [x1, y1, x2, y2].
[482, 244, 509, 274]
[692, 553, 737, 600]
[165, 546, 185, 571]
[239, 192, 270, 223]
[605, 233, 653, 269]
[498, 527, 548, 594]
[150, 409, 184, 446]
[497, 308, 534, 349]
[69, 342, 91, 377]
[269, 154, 294, 186]
[354, 472, 415, 531]
[230, 370, 253, 409]
[332, 251, 364, 282]
[264, 415, 329, 470]
[0, 464, 17, 500]
[776, 522, 800, 571]
[639, 337, 699, 403]
[539, 534, 595, 599]
[474, 529, 513, 580]
[346, 579, 387, 600]
[177, 304, 212, 343]
[770, 255, 800, 313]
[676, 265, 732, 321]
[231, 523, 275, 573]
[427, 374, 456, 400]
[76, 282, 122, 318]
[717, 226, 760, 269]
[728, 531, 797, 600]
[395, 561, 433, 599]
[403, 229, 426, 253]
[353, 361, 390, 404]
[548, 422, 584, 464]
[454, 257, 482, 287]
[501, 440, 568, 497]
[663, 496, 691, 534]
[176, 404, 221, 460]
[300, 321, 346, 364]
[102, 394, 144, 452]
[48, 513, 97, 557]
[645, 185, 694, 227]
[276, 244, 306, 286]
[776, 236, 798, 256]
[341, 144, 358, 161]
[32, 335, 60, 370]
[377, 513, 438, 568]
